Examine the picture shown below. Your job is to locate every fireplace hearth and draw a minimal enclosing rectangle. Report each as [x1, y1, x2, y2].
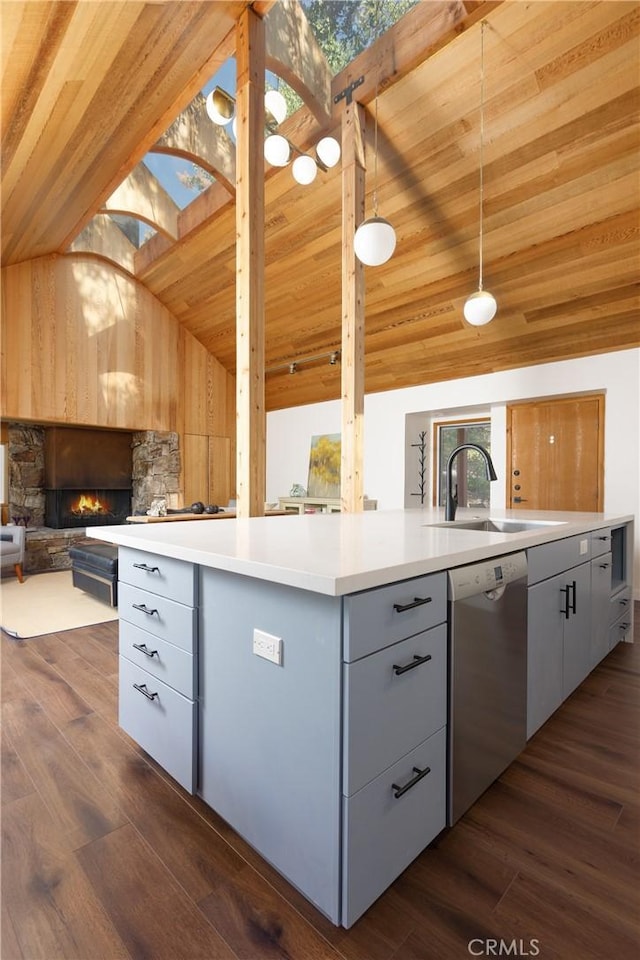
[45, 488, 131, 529]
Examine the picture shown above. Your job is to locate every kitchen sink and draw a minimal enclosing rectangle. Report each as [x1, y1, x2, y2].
[427, 518, 567, 533]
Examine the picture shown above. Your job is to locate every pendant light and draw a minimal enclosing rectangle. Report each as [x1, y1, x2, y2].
[354, 88, 396, 267]
[464, 21, 497, 327]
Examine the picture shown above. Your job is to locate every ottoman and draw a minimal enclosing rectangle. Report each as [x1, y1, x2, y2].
[68, 542, 118, 607]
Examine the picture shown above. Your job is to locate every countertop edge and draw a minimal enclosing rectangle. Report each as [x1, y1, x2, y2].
[90, 511, 634, 597]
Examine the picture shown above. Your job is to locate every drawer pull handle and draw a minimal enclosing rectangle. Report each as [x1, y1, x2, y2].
[393, 596, 432, 613]
[132, 603, 158, 617]
[598, 535, 610, 541]
[619, 599, 628, 606]
[392, 765, 431, 799]
[393, 653, 432, 676]
[133, 682, 158, 701]
[132, 642, 158, 658]
[619, 622, 630, 631]
[599, 563, 610, 569]
[133, 562, 160, 573]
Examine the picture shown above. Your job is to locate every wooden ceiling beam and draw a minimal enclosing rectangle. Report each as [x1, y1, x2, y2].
[100, 165, 180, 241]
[153, 96, 236, 196]
[265, 0, 332, 123]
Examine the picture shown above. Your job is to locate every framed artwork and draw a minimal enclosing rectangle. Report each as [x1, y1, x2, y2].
[307, 434, 341, 498]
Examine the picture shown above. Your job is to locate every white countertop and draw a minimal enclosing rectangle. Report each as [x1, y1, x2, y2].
[92, 508, 633, 596]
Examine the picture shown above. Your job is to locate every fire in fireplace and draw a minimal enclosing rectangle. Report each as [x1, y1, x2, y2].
[72, 492, 113, 518]
[45, 488, 131, 529]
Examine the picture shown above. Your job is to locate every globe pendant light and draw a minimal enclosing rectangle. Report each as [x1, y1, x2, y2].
[292, 154, 318, 185]
[264, 133, 291, 167]
[354, 90, 396, 267]
[264, 88, 287, 126]
[205, 87, 235, 126]
[464, 20, 497, 326]
[316, 136, 341, 168]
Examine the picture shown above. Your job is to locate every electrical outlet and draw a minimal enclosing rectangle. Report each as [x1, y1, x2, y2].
[579, 539, 589, 555]
[252, 628, 282, 665]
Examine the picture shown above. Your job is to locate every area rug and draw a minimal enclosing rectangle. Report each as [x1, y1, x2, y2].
[1, 570, 117, 639]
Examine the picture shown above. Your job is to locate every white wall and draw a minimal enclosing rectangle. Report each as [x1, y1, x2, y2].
[267, 349, 640, 595]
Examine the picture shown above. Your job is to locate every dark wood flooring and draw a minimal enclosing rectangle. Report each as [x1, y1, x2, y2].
[2, 608, 639, 960]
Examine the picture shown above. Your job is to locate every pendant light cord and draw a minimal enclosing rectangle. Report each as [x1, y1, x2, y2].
[372, 83, 379, 217]
[478, 20, 487, 292]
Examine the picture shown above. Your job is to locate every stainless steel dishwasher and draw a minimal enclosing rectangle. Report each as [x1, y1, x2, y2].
[448, 551, 528, 825]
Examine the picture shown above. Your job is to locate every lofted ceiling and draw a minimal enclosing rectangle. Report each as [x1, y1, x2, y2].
[2, 0, 639, 411]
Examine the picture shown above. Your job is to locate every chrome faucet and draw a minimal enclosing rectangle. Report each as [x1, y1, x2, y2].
[445, 443, 498, 521]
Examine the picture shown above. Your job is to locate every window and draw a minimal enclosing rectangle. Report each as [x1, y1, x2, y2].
[434, 420, 491, 509]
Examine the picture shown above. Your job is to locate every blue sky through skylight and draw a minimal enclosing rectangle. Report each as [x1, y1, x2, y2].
[143, 58, 238, 209]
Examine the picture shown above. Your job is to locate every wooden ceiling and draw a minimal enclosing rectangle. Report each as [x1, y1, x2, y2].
[2, 0, 639, 411]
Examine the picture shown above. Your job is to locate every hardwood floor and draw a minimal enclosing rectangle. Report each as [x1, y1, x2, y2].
[2, 611, 639, 960]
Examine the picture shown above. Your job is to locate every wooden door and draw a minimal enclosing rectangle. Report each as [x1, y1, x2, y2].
[507, 395, 604, 512]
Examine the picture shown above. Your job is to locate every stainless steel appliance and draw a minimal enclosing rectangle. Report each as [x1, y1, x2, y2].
[448, 551, 528, 824]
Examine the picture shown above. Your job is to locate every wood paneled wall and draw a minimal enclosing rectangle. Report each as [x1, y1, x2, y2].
[0, 255, 236, 504]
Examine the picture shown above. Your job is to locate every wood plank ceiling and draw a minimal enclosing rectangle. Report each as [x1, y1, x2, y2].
[2, 0, 639, 411]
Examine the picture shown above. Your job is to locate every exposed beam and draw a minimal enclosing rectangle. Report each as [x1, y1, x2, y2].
[100, 165, 179, 240]
[265, 0, 332, 123]
[153, 96, 236, 196]
[331, 1, 502, 112]
[235, 7, 266, 518]
[68, 216, 137, 275]
[340, 102, 366, 513]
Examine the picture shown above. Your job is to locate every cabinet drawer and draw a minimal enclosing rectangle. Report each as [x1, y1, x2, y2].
[118, 582, 196, 648]
[608, 619, 631, 651]
[527, 535, 591, 585]
[119, 656, 196, 793]
[343, 572, 447, 662]
[119, 621, 196, 699]
[343, 623, 446, 796]
[341, 727, 446, 928]
[119, 547, 198, 605]
[610, 586, 631, 626]
[590, 528, 612, 558]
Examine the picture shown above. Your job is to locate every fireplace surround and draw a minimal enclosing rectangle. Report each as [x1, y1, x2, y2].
[44, 426, 132, 529]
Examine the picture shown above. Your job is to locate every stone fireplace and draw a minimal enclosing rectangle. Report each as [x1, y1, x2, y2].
[4, 422, 181, 572]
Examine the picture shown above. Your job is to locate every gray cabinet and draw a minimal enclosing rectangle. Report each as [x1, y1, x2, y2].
[118, 547, 198, 793]
[527, 538, 592, 739]
[199, 569, 343, 924]
[198, 566, 447, 928]
[609, 523, 634, 650]
[590, 552, 612, 668]
[341, 572, 447, 927]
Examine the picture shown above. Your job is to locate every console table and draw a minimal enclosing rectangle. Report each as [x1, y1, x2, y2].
[278, 497, 377, 514]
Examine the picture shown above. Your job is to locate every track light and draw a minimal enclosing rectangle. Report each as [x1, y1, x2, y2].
[267, 351, 341, 375]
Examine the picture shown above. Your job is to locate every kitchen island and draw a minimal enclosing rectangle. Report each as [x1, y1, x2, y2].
[93, 508, 634, 928]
